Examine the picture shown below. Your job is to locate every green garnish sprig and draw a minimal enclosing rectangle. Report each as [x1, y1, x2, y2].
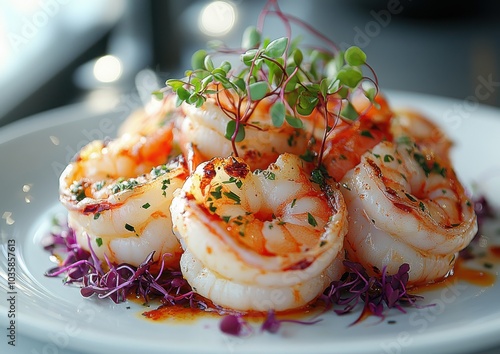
[163, 0, 380, 165]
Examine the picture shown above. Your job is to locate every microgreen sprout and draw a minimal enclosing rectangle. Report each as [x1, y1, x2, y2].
[321, 260, 422, 325]
[165, 0, 379, 167]
[44, 221, 205, 307]
[44, 219, 426, 335]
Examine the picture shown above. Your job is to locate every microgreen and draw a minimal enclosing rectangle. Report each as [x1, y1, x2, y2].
[44, 219, 426, 336]
[44, 221, 206, 307]
[165, 0, 379, 167]
[322, 261, 422, 325]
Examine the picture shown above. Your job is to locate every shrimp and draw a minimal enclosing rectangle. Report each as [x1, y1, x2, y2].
[178, 95, 310, 171]
[118, 93, 181, 139]
[59, 128, 188, 269]
[339, 139, 477, 285]
[321, 92, 394, 182]
[391, 108, 453, 162]
[170, 153, 347, 312]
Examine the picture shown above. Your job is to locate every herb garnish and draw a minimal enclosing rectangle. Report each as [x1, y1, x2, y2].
[162, 0, 379, 168]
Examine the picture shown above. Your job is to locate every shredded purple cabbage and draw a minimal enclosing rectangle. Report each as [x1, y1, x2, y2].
[219, 310, 321, 336]
[321, 260, 422, 325]
[44, 220, 422, 335]
[44, 221, 205, 308]
[474, 195, 494, 237]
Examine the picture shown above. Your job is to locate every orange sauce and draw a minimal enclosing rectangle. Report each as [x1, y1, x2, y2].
[452, 258, 496, 287]
[413, 252, 497, 294]
[136, 247, 499, 324]
[142, 305, 218, 323]
[138, 297, 325, 324]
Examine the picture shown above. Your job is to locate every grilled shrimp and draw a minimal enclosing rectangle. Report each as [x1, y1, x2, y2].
[340, 140, 477, 285]
[178, 95, 310, 171]
[59, 128, 188, 268]
[118, 93, 181, 139]
[391, 108, 453, 162]
[170, 153, 347, 312]
[320, 92, 394, 182]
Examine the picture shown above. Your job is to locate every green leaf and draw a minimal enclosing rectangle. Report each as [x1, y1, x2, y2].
[242, 26, 261, 49]
[319, 78, 330, 98]
[328, 79, 340, 94]
[242, 49, 259, 66]
[337, 67, 363, 88]
[201, 75, 214, 90]
[345, 46, 367, 66]
[270, 101, 286, 127]
[176, 86, 191, 101]
[248, 81, 268, 101]
[266, 57, 284, 86]
[364, 87, 377, 102]
[191, 77, 202, 92]
[191, 49, 207, 70]
[152, 91, 163, 100]
[285, 115, 303, 128]
[264, 37, 288, 58]
[165, 79, 185, 90]
[225, 120, 246, 142]
[341, 101, 359, 121]
[292, 48, 303, 66]
[296, 90, 318, 116]
[204, 55, 214, 71]
[220, 61, 232, 74]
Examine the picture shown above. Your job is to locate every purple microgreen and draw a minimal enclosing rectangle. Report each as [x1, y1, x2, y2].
[322, 260, 422, 325]
[260, 310, 322, 334]
[45, 219, 428, 335]
[474, 195, 494, 236]
[43, 220, 205, 307]
[219, 315, 252, 337]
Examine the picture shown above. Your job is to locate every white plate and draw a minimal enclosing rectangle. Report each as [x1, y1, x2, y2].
[1, 91, 500, 354]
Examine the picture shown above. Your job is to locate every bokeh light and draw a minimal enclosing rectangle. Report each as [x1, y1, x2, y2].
[199, 1, 236, 36]
[93, 55, 123, 83]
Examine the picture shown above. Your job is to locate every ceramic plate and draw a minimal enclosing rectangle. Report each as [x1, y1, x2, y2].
[1, 92, 499, 354]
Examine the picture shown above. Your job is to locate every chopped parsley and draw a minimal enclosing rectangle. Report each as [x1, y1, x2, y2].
[223, 191, 241, 204]
[307, 213, 318, 227]
[111, 179, 139, 194]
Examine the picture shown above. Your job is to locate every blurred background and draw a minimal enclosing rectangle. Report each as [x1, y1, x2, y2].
[0, 0, 499, 127]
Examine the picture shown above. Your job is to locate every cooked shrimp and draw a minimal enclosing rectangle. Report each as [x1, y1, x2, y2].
[59, 129, 188, 268]
[118, 93, 180, 139]
[340, 140, 477, 285]
[321, 93, 394, 182]
[63, 130, 174, 184]
[170, 153, 347, 312]
[178, 95, 310, 171]
[391, 108, 453, 162]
